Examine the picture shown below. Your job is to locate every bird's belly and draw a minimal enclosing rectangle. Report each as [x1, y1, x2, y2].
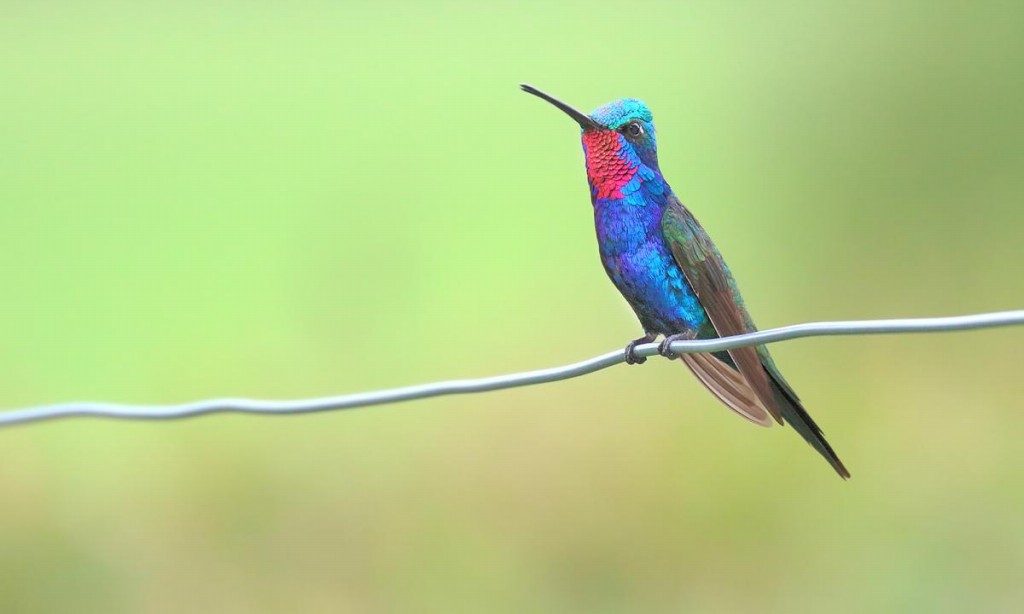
[602, 239, 708, 334]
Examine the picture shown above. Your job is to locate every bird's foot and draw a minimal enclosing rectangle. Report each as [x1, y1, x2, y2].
[623, 333, 657, 365]
[658, 332, 695, 359]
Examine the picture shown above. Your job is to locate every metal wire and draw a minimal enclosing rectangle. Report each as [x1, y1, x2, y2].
[1, 309, 1022, 429]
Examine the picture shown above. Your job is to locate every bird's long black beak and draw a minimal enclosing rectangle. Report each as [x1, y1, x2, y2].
[520, 84, 601, 131]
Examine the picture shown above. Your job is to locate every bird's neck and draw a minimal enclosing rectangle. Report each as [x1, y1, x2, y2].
[585, 160, 671, 209]
[590, 164, 672, 255]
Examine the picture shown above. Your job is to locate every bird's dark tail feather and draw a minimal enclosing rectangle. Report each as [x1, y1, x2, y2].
[765, 366, 850, 479]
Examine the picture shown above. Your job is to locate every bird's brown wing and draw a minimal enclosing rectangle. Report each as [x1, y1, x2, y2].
[661, 195, 781, 424]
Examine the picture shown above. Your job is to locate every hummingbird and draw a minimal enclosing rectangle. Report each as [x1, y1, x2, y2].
[521, 84, 849, 478]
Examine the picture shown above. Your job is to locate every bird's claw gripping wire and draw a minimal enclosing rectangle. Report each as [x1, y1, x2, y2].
[624, 333, 656, 365]
[658, 332, 696, 359]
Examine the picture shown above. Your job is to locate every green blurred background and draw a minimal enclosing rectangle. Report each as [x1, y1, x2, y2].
[1, 1, 1023, 611]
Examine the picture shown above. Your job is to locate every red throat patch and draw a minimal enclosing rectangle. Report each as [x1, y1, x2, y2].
[582, 131, 638, 200]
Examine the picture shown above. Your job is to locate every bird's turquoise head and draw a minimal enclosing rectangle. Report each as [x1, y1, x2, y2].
[521, 85, 661, 201]
[587, 98, 655, 144]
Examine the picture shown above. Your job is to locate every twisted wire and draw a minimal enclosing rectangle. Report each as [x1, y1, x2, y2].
[1, 310, 1021, 428]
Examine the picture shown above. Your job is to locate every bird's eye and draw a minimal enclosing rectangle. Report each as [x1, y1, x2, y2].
[624, 122, 644, 138]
